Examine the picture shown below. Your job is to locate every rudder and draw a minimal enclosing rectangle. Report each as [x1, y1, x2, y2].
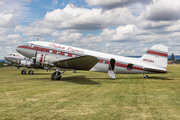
[141, 44, 168, 68]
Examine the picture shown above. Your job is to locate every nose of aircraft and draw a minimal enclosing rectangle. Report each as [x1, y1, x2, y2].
[16, 45, 35, 58]
[4, 56, 8, 61]
[16, 46, 21, 54]
[16, 46, 26, 56]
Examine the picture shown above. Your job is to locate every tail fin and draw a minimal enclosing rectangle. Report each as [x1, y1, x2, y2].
[140, 44, 168, 68]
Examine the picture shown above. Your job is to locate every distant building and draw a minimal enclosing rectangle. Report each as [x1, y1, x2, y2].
[168, 60, 179, 64]
[3, 64, 8, 67]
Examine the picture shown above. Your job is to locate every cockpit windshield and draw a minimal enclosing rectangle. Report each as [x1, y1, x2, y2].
[9, 54, 15, 56]
[27, 43, 34, 48]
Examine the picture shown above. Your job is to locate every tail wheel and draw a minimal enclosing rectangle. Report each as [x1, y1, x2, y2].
[51, 72, 61, 80]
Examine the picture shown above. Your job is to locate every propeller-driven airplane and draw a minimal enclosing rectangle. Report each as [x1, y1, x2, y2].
[4, 53, 42, 74]
[16, 41, 168, 80]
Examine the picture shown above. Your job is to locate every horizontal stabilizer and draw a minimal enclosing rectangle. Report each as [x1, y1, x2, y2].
[144, 67, 168, 73]
[53, 56, 99, 70]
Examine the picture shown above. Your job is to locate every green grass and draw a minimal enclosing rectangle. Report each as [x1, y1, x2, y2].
[0, 65, 180, 120]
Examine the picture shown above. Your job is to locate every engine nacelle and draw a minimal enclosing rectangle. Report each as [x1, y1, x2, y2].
[36, 54, 51, 67]
[20, 60, 33, 67]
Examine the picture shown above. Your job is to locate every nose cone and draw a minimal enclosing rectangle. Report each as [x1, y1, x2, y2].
[16, 45, 27, 57]
[16, 45, 35, 58]
[4, 56, 8, 61]
[4, 56, 12, 62]
[16, 46, 21, 54]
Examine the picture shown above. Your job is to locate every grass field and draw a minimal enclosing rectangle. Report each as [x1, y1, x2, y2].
[0, 65, 180, 120]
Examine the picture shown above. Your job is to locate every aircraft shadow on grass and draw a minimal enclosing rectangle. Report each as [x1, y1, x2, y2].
[24, 75, 101, 85]
[32, 73, 52, 75]
[23, 73, 173, 84]
[61, 75, 101, 85]
[147, 76, 173, 80]
[114, 76, 173, 80]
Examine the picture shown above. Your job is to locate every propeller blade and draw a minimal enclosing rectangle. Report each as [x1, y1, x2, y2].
[33, 45, 38, 66]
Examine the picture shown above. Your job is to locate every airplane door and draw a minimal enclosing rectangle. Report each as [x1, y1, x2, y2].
[108, 58, 116, 79]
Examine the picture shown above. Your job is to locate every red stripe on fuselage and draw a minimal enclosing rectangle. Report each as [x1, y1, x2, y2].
[146, 50, 167, 57]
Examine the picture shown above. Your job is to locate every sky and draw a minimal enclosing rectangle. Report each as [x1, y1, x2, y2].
[1, 0, 180, 59]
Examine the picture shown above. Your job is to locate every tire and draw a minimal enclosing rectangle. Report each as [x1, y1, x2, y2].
[21, 70, 26, 74]
[144, 75, 148, 79]
[28, 70, 34, 75]
[51, 72, 61, 80]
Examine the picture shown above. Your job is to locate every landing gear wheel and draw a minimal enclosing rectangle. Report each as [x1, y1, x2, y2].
[51, 72, 61, 80]
[28, 70, 34, 75]
[21, 70, 26, 74]
[144, 75, 149, 79]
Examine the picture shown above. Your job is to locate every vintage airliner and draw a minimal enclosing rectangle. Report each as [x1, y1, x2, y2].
[4, 53, 41, 74]
[16, 41, 168, 80]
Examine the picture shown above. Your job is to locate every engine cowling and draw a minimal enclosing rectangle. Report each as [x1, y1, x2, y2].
[36, 54, 50, 67]
[20, 60, 33, 67]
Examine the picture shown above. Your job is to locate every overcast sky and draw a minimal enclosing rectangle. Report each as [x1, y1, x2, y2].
[1, 0, 180, 59]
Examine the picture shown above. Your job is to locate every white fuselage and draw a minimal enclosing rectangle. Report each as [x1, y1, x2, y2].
[16, 41, 166, 74]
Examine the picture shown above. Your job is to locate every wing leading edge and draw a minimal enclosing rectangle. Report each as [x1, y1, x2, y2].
[53, 55, 99, 70]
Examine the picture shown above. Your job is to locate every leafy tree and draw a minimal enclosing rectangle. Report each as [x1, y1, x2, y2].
[171, 53, 175, 60]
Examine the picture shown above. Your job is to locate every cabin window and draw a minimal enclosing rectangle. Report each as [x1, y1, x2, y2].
[57, 51, 60, 54]
[103, 60, 107, 64]
[64, 53, 68, 56]
[49, 50, 53, 53]
[76, 55, 80, 57]
[72, 54, 80, 57]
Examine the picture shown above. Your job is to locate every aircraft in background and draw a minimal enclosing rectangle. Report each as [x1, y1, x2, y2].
[4, 53, 75, 75]
[4, 53, 42, 74]
[16, 41, 168, 80]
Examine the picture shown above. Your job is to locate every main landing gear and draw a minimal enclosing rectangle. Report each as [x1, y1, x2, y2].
[21, 68, 35, 75]
[21, 70, 26, 74]
[51, 69, 67, 81]
[28, 70, 34, 75]
[142, 74, 149, 79]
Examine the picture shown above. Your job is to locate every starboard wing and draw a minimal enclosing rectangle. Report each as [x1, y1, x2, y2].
[53, 55, 99, 70]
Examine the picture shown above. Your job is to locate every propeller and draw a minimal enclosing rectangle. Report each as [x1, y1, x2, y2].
[33, 45, 38, 66]
[32, 45, 39, 71]
[17, 59, 20, 69]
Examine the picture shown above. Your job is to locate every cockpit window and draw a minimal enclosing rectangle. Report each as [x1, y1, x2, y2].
[9, 54, 15, 56]
[27, 43, 31, 47]
[28, 44, 34, 48]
